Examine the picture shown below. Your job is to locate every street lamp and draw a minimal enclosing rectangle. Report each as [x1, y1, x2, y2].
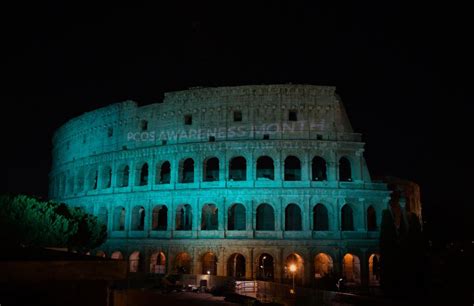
[289, 263, 297, 294]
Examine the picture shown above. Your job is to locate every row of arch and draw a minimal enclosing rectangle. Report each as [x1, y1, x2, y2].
[100, 250, 380, 285]
[100, 203, 377, 232]
[52, 155, 354, 197]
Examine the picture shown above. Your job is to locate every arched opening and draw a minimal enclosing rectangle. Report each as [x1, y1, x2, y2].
[228, 203, 246, 230]
[227, 253, 246, 279]
[341, 204, 354, 231]
[342, 253, 361, 284]
[179, 158, 194, 183]
[311, 156, 327, 181]
[368, 254, 381, 285]
[256, 204, 275, 230]
[339, 157, 352, 182]
[117, 165, 130, 187]
[98, 207, 108, 230]
[100, 166, 112, 189]
[203, 157, 219, 181]
[367, 206, 377, 231]
[229, 156, 246, 181]
[175, 204, 192, 230]
[285, 204, 302, 231]
[76, 168, 85, 192]
[67, 175, 74, 194]
[201, 204, 218, 230]
[202, 252, 217, 275]
[138, 163, 149, 186]
[131, 206, 145, 231]
[257, 253, 274, 281]
[284, 156, 301, 181]
[284, 253, 304, 286]
[111, 251, 123, 260]
[113, 206, 125, 231]
[256, 156, 274, 180]
[314, 253, 333, 279]
[129, 251, 141, 273]
[175, 252, 192, 274]
[88, 168, 98, 190]
[96, 250, 107, 258]
[152, 205, 167, 231]
[156, 161, 171, 184]
[150, 251, 166, 274]
[313, 204, 329, 231]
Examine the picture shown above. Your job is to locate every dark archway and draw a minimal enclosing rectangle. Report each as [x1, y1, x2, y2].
[131, 206, 145, 230]
[227, 253, 246, 279]
[203, 157, 219, 181]
[152, 205, 167, 231]
[202, 252, 217, 275]
[229, 156, 247, 181]
[256, 204, 275, 230]
[367, 206, 377, 231]
[256, 156, 274, 180]
[113, 206, 125, 231]
[311, 156, 327, 181]
[285, 204, 302, 231]
[228, 203, 246, 230]
[284, 156, 301, 181]
[339, 157, 352, 181]
[179, 158, 194, 183]
[341, 204, 354, 231]
[257, 253, 274, 281]
[313, 204, 329, 231]
[157, 161, 171, 184]
[176, 204, 192, 230]
[201, 204, 218, 230]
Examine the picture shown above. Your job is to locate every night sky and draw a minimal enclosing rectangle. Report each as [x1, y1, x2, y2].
[1, 2, 469, 244]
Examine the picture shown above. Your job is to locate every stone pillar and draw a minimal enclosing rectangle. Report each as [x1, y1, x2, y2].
[248, 247, 254, 280]
[327, 160, 337, 182]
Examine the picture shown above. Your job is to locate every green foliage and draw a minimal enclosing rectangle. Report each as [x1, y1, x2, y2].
[0, 194, 106, 252]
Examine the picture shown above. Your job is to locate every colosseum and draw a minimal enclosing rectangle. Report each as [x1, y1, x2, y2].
[49, 84, 390, 288]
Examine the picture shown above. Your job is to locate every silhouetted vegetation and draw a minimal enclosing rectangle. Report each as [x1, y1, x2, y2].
[0, 194, 106, 253]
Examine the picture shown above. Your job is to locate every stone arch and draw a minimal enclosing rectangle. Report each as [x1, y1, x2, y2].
[342, 253, 361, 284]
[227, 253, 246, 279]
[87, 168, 98, 190]
[284, 155, 301, 181]
[175, 252, 192, 274]
[113, 206, 126, 231]
[175, 204, 192, 230]
[136, 162, 149, 186]
[97, 207, 108, 229]
[285, 203, 302, 231]
[156, 161, 171, 184]
[228, 203, 246, 230]
[339, 157, 352, 182]
[131, 206, 145, 231]
[341, 204, 354, 231]
[256, 203, 275, 230]
[152, 205, 167, 231]
[179, 158, 194, 183]
[367, 205, 377, 231]
[256, 253, 274, 281]
[313, 203, 329, 231]
[76, 168, 85, 192]
[256, 156, 274, 180]
[368, 253, 381, 285]
[311, 156, 327, 181]
[100, 165, 112, 189]
[111, 251, 123, 260]
[129, 251, 142, 273]
[284, 253, 304, 286]
[201, 252, 217, 275]
[203, 157, 219, 182]
[229, 156, 246, 181]
[150, 251, 166, 274]
[314, 253, 333, 278]
[116, 164, 130, 187]
[201, 204, 218, 230]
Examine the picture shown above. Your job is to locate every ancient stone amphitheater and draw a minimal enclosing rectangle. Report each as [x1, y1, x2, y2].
[49, 84, 389, 287]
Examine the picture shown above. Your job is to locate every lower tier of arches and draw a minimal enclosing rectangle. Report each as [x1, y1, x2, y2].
[96, 238, 381, 287]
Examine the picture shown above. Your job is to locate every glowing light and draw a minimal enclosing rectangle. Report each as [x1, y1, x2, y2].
[207, 270, 211, 275]
[289, 263, 297, 273]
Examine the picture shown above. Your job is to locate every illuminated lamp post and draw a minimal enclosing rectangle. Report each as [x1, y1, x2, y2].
[261, 256, 267, 280]
[289, 263, 297, 294]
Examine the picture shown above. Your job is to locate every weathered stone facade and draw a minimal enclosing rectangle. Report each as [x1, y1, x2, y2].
[49, 85, 390, 287]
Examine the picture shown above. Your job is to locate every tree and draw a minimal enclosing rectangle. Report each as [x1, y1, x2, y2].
[0, 194, 106, 253]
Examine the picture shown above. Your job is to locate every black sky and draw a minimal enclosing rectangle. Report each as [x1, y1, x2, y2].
[1, 2, 470, 243]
